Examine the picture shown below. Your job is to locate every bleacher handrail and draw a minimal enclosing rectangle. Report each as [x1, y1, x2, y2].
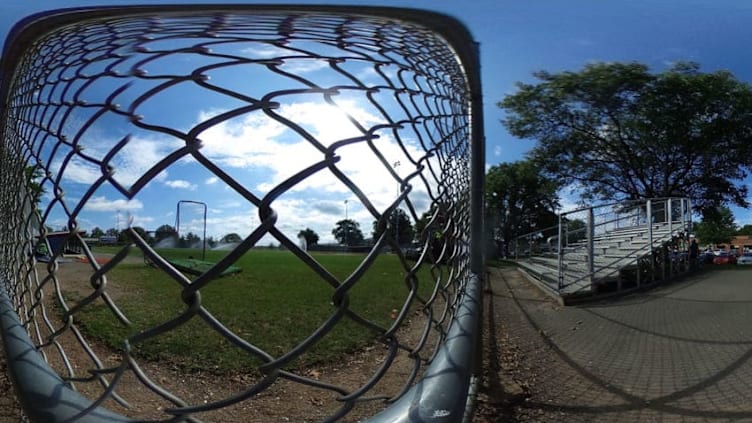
[510, 197, 693, 296]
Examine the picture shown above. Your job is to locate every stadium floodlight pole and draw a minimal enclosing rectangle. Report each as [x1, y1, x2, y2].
[176, 200, 207, 261]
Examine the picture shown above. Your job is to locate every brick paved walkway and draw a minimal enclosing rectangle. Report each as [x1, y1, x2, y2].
[476, 266, 752, 423]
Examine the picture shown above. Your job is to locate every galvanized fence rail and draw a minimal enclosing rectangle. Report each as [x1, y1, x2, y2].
[0, 5, 484, 422]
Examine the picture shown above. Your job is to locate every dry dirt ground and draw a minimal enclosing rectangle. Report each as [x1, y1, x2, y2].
[1, 263, 545, 423]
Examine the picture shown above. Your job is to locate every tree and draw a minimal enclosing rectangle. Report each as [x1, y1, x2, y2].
[500, 61, 752, 217]
[131, 226, 151, 244]
[221, 233, 242, 243]
[694, 206, 737, 246]
[372, 208, 415, 246]
[414, 211, 433, 243]
[413, 202, 454, 263]
[117, 226, 150, 244]
[332, 219, 364, 246]
[564, 218, 587, 244]
[24, 165, 45, 208]
[485, 160, 561, 257]
[155, 224, 178, 242]
[180, 232, 201, 248]
[297, 228, 319, 247]
[737, 224, 752, 236]
[90, 227, 105, 238]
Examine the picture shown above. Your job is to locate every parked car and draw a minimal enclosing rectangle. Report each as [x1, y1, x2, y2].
[737, 252, 752, 265]
[698, 251, 716, 264]
[713, 251, 737, 265]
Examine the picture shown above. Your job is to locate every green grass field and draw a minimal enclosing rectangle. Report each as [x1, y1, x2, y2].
[72, 247, 437, 373]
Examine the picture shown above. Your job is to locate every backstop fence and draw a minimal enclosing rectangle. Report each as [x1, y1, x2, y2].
[0, 5, 484, 423]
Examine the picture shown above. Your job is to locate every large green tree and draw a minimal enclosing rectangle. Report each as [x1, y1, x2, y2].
[485, 160, 561, 256]
[24, 165, 45, 207]
[414, 203, 453, 263]
[155, 224, 178, 242]
[694, 206, 737, 246]
[179, 232, 202, 248]
[297, 228, 320, 247]
[500, 61, 752, 217]
[372, 208, 415, 246]
[118, 226, 150, 244]
[221, 233, 242, 243]
[737, 224, 752, 236]
[332, 219, 364, 246]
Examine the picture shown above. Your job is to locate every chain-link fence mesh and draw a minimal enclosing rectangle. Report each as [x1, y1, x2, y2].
[0, 6, 483, 422]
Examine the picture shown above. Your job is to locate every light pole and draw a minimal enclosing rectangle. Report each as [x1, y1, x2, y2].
[344, 199, 349, 247]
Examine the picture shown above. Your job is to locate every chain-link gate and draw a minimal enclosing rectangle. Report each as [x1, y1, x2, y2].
[0, 5, 484, 423]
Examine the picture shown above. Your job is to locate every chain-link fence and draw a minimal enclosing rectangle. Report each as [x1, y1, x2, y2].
[0, 5, 484, 422]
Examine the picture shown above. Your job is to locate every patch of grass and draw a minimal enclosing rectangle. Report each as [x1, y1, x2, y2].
[93, 245, 144, 256]
[73, 249, 437, 373]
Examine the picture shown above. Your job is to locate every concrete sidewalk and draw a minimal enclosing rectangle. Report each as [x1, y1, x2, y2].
[475, 265, 752, 422]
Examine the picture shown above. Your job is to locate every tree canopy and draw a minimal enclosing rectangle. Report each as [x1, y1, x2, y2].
[414, 203, 453, 263]
[24, 165, 45, 207]
[737, 224, 752, 236]
[221, 233, 242, 243]
[694, 206, 737, 246]
[297, 228, 319, 247]
[332, 219, 364, 246]
[119, 226, 150, 244]
[485, 160, 561, 256]
[372, 208, 415, 246]
[155, 224, 178, 242]
[500, 61, 752, 216]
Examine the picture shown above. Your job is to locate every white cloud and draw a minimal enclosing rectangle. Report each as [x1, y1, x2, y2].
[206, 176, 219, 185]
[279, 59, 329, 74]
[57, 157, 101, 184]
[220, 200, 242, 209]
[56, 135, 181, 188]
[109, 137, 182, 187]
[164, 180, 197, 190]
[241, 45, 290, 58]
[196, 100, 440, 214]
[129, 214, 155, 228]
[84, 196, 144, 212]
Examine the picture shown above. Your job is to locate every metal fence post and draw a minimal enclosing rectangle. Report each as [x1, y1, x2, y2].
[557, 214, 564, 292]
[667, 198, 673, 235]
[587, 207, 595, 286]
[647, 199, 654, 282]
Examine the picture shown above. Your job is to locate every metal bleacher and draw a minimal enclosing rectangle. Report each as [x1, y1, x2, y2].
[510, 198, 693, 302]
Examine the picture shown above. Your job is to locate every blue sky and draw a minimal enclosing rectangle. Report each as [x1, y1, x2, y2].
[2, 0, 752, 244]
